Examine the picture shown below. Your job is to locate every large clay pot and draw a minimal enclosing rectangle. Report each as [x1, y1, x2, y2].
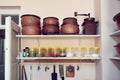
[43, 17, 59, 26]
[21, 14, 41, 27]
[42, 25, 59, 35]
[63, 17, 78, 24]
[114, 43, 120, 55]
[22, 25, 41, 35]
[82, 17, 98, 35]
[61, 23, 79, 34]
[113, 12, 120, 29]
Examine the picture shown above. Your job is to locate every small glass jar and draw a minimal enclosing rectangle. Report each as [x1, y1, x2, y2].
[25, 47, 30, 57]
[29, 47, 36, 57]
[66, 47, 74, 57]
[79, 47, 87, 57]
[36, 47, 43, 57]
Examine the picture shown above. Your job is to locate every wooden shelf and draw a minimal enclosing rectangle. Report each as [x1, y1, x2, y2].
[16, 35, 101, 38]
[16, 56, 100, 63]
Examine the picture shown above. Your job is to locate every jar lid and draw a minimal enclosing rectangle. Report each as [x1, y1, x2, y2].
[63, 17, 77, 20]
[113, 12, 120, 21]
[84, 17, 95, 21]
[21, 14, 40, 19]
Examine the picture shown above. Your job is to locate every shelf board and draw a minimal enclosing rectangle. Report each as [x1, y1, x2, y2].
[0, 25, 5, 30]
[16, 56, 100, 63]
[110, 30, 120, 36]
[109, 57, 120, 70]
[16, 34, 101, 38]
[16, 56, 100, 60]
[110, 30, 120, 42]
[109, 57, 120, 60]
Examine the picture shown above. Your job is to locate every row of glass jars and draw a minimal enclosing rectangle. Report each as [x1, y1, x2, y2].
[20, 46, 100, 57]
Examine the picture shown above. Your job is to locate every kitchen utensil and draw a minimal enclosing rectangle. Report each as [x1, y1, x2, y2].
[21, 14, 41, 27]
[63, 17, 78, 24]
[82, 17, 98, 35]
[43, 17, 59, 26]
[30, 65, 32, 80]
[22, 65, 28, 80]
[61, 23, 79, 34]
[22, 25, 41, 35]
[51, 65, 57, 80]
[59, 65, 64, 80]
[66, 65, 75, 77]
[42, 25, 59, 35]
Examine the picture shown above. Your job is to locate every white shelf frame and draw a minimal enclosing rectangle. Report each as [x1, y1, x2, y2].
[0, 25, 5, 30]
[16, 56, 100, 60]
[16, 35, 101, 38]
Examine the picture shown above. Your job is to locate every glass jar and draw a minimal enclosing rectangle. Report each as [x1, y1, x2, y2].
[79, 47, 87, 57]
[29, 47, 36, 57]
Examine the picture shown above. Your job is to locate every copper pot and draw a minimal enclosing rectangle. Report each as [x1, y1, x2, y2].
[42, 25, 59, 35]
[22, 26, 41, 35]
[113, 12, 120, 29]
[61, 23, 79, 34]
[114, 43, 120, 55]
[43, 17, 59, 26]
[21, 14, 41, 27]
[63, 17, 78, 24]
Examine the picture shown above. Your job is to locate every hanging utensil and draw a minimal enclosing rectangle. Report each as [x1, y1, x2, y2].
[66, 65, 75, 77]
[22, 65, 28, 80]
[59, 65, 64, 80]
[51, 65, 57, 80]
[30, 65, 32, 80]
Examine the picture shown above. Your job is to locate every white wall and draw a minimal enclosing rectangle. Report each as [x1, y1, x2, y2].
[101, 0, 120, 80]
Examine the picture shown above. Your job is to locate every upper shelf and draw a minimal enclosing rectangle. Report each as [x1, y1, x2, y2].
[16, 34, 101, 38]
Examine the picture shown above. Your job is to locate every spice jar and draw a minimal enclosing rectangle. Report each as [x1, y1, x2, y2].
[29, 47, 36, 57]
[79, 47, 87, 57]
[25, 47, 30, 57]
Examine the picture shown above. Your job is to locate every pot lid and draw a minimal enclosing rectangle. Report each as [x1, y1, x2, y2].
[21, 14, 40, 19]
[43, 17, 59, 20]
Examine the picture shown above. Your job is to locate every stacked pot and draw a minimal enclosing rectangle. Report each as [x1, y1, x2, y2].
[21, 14, 41, 35]
[61, 17, 79, 34]
[113, 12, 120, 30]
[42, 17, 59, 35]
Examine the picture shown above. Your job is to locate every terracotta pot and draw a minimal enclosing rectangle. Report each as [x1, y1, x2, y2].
[114, 43, 120, 55]
[61, 23, 79, 34]
[21, 14, 41, 27]
[63, 17, 78, 24]
[82, 17, 98, 35]
[22, 26, 41, 35]
[113, 12, 120, 29]
[43, 17, 59, 26]
[42, 25, 59, 35]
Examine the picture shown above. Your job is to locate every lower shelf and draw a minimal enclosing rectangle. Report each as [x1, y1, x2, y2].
[16, 57, 100, 63]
